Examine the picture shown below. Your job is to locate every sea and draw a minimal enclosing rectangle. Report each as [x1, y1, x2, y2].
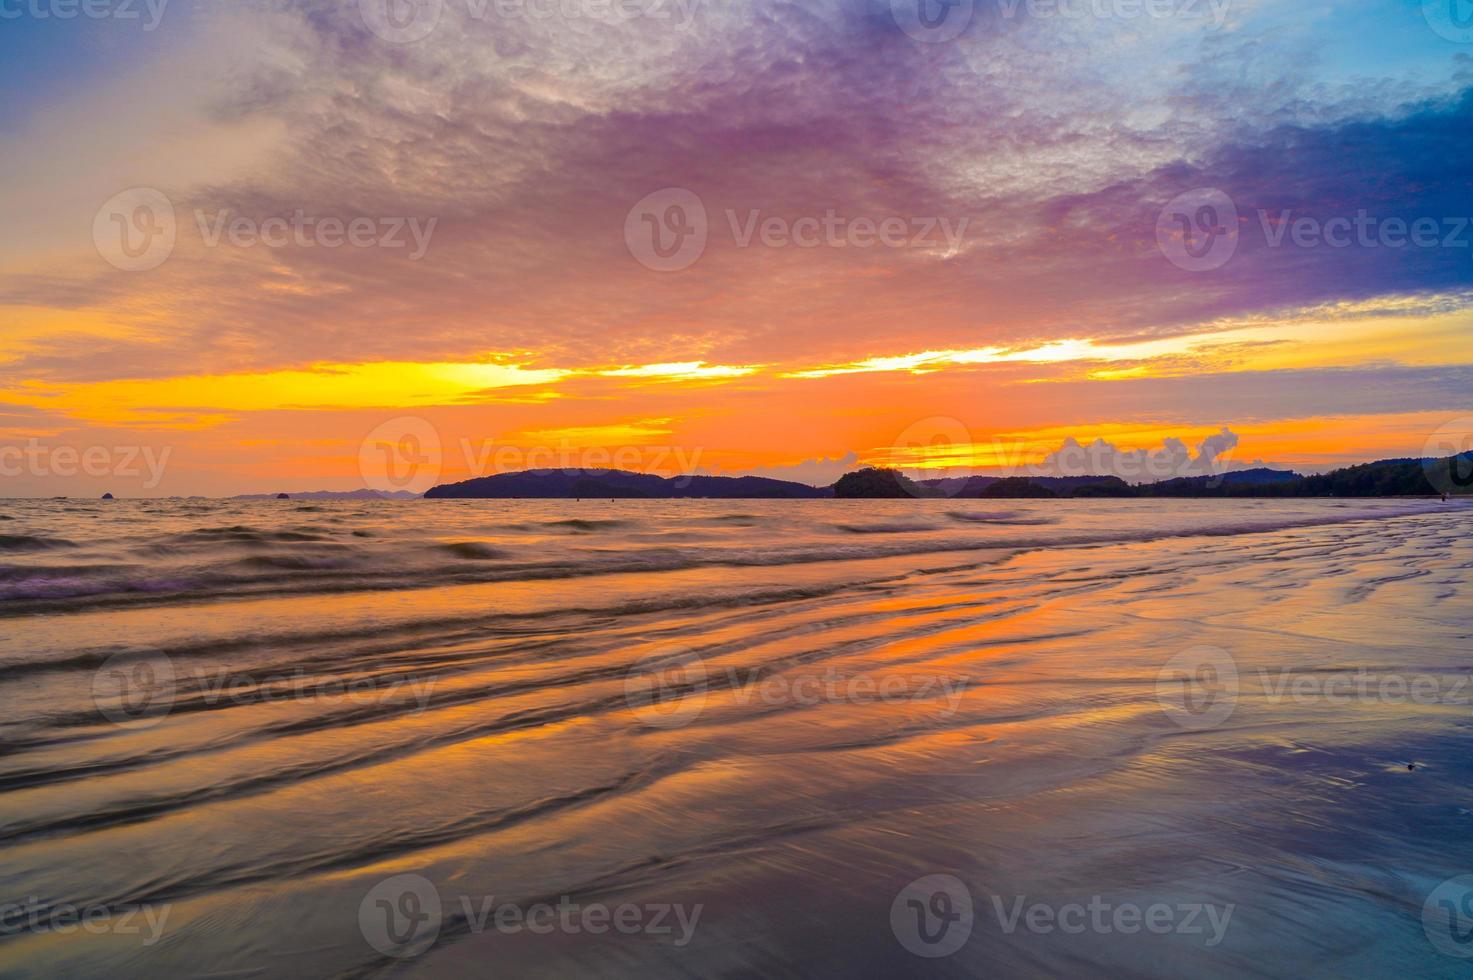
[1, 496, 1471, 977]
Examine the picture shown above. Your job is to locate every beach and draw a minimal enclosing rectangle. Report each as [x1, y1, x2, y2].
[1, 497, 1471, 977]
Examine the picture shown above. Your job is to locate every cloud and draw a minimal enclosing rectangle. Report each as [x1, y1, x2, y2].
[7, 0, 1470, 382]
[1038, 426, 1241, 481]
[739, 451, 860, 487]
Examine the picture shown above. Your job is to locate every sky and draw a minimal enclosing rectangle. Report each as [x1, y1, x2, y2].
[1, 0, 1471, 495]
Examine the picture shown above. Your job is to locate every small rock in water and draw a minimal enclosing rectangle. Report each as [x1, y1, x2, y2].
[101, 493, 114, 500]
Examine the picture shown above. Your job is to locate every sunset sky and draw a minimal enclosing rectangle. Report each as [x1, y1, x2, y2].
[2, 0, 1471, 495]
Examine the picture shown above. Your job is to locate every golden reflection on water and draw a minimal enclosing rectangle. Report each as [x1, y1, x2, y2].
[0, 499, 1470, 976]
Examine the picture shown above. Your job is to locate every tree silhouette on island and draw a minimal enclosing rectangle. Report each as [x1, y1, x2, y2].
[410, 452, 1473, 500]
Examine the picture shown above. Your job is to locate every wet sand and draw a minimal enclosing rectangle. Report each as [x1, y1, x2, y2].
[0, 499, 1470, 976]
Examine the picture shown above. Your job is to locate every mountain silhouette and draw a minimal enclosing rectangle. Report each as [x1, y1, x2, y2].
[425, 469, 831, 499]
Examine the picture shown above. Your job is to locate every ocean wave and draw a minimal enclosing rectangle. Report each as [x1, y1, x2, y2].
[0, 501, 1467, 980]
[437, 542, 507, 560]
[947, 510, 1058, 525]
[543, 519, 630, 532]
[833, 523, 941, 535]
[230, 554, 359, 571]
[0, 534, 76, 552]
[172, 525, 333, 545]
[0, 499, 1448, 621]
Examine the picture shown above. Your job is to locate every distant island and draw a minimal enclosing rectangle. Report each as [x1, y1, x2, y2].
[417, 452, 1471, 500]
[831, 467, 1297, 498]
[233, 489, 421, 501]
[831, 453, 1471, 498]
[424, 469, 829, 499]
